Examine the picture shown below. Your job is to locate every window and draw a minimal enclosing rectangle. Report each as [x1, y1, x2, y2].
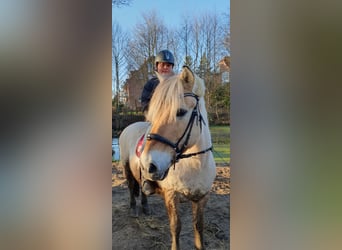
[222, 72, 229, 84]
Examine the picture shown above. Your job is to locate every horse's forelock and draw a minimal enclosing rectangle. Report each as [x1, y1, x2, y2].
[146, 75, 184, 125]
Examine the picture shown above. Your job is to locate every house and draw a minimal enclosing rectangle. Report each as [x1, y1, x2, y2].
[121, 58, 154, 111]
[122, 70, 145, 110]
[218, 56, 230, 84]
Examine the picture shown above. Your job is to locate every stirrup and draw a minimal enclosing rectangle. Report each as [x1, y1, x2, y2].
[142, 180, 155, 195]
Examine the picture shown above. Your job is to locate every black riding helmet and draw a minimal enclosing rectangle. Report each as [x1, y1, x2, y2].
[155, 50, 175, 67]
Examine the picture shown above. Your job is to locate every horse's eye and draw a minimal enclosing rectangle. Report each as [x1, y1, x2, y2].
[176, 109, 187, 117]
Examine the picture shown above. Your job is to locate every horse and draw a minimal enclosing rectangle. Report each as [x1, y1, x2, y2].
[119, 66, 216, 250]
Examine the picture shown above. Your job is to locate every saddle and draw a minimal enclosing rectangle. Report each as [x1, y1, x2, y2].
[135, 134, 146, 157]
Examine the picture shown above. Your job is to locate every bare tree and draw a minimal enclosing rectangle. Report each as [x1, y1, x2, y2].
[165, 28, 182, 70]
[191, 16, 206, 72]
[112, 21, 129, 109]
[127, 11, 169, 76]
[222, 12, 231, 55]
[178, 15, 193, 68]
[177, 11, 228, 72]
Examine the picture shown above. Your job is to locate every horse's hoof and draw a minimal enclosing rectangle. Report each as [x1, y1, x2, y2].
[129, 208, 138, 218]
[142, 205, 151, 215]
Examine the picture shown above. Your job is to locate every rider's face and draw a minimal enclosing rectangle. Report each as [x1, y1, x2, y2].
[157, 62, 173, 75]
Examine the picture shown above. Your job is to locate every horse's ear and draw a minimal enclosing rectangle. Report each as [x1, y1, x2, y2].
[181, 66, 205, 97]
[180, 65, 194, 91]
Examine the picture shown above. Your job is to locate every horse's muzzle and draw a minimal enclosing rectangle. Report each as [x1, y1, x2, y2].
[147, 163, 169, 181]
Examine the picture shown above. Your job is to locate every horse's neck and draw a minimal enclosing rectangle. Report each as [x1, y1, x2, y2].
[193, 102, 212, 150]
[199, 100, 211, 139]
[198, 126, 212, 147]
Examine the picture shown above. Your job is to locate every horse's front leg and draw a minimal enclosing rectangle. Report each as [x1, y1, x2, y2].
[192, 194, 209, 250]
[164, 190, 181, 250]
[141, 191, 151, 215]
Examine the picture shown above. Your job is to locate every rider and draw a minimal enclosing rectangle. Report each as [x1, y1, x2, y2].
[141, 49, 175, 113]
[140, 49, 175, 195]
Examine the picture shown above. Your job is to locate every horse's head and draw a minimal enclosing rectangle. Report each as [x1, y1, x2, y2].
[140, 66, 207, 181]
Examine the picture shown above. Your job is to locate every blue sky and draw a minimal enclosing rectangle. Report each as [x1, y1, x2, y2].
[112, 0, 230, 32]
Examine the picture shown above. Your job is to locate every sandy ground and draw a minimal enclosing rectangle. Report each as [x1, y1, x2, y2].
[112, 162, 230, 250]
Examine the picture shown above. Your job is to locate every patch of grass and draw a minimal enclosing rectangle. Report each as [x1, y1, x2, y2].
[210, 125, 230, 133]
[212, 144, 230, 165]
[210, 126, 230, 165]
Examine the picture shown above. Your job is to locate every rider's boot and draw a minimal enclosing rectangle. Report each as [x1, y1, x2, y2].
[142, 179, 156, 195]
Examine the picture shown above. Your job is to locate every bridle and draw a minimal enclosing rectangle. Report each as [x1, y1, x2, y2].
[147, 92, 213, 166]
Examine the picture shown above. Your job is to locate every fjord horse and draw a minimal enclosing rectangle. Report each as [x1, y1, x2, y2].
[119, 66, 216, 250]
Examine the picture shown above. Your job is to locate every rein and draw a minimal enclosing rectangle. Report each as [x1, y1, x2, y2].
[147, 92, 213, 165]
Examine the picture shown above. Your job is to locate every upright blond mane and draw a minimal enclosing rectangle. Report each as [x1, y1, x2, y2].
[146, 74, 184, 125]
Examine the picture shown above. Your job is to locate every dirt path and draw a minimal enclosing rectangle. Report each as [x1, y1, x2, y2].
[112, 162, 230, 250]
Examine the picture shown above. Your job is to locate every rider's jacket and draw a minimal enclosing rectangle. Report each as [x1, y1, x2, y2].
[140, 77, 160, 112]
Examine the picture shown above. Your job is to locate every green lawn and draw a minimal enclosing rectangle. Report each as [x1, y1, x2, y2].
[210, 126, 230, 165]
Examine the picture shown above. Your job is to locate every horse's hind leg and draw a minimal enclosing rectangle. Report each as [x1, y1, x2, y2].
[164, 190, 181, 250]
[192, 194, 209, 250]
[123, 162, 139, 217]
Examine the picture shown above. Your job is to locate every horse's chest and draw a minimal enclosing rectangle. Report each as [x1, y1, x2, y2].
[164, 164, 216, 196]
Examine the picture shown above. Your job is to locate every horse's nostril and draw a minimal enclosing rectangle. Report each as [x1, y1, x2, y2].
[149, 163, 157, 173]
